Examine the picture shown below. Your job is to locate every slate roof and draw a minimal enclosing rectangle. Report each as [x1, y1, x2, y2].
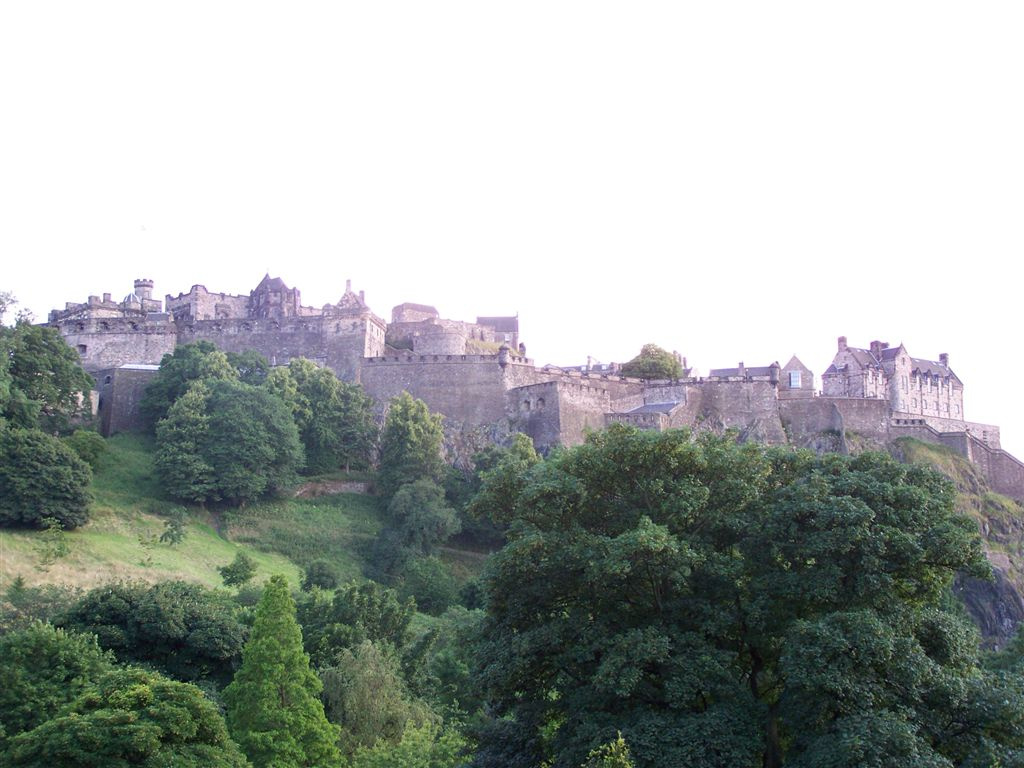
[709, 364, 778, 378]
[477, 316, 518, 333]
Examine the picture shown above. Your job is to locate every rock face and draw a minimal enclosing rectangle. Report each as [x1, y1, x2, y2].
[890, 437, 1024, 646]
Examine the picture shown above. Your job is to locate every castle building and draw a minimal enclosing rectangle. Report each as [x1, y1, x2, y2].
[47, 276, 1024, 501]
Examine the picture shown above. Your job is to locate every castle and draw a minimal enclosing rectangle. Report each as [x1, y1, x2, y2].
[49, 275, 1024, 500]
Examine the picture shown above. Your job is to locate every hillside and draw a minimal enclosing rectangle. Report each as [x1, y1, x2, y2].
[892, 437, 1024, 643]
[0, 434, 400, 594]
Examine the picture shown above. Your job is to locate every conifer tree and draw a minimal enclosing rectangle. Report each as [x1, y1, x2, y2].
[223, 575, 341, 768]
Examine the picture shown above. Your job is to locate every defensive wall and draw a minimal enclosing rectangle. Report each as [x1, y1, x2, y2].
[94, 365, 160, 435]
[179, 314, 384, 382]
[53, 316, 178, 371]
[359, 353, 541, 431]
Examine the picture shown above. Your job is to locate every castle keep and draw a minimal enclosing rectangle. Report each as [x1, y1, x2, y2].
[49, 275, 1024, 500]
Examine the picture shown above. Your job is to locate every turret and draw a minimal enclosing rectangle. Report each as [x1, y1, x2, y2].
[134, 279, 154, 301]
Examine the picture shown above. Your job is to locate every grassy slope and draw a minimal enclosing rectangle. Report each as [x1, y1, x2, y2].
[0, 434, 300, 590]
[1, 433, 481, 594]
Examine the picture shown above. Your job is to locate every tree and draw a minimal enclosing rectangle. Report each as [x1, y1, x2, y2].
[265, 358, 376, 474]
[223, 575, 341, 768]
[320, 639, 437, 757]
[4, 667, 249, 767]
[378, 392, 445, 500]
[388, 479, 461, 557]
[219, 551, 258, 587]
[140, 341, 238, 430]
[348, 721, 468, 768]
[0, 427, 92, 529]
[297, 579, 416, 669]
[302, 559, 340, 591]
[226, 348, 271, 385]
[155, 378, 304, 506]
[473, 425, 998, 768]
[0, 623, 114, 751]
[617, 343, 683, 380]
[57, 580, 248, 687]
[1, 322, 94, 432]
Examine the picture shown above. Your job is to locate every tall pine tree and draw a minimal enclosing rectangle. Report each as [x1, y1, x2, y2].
[223, 575, 341, 768]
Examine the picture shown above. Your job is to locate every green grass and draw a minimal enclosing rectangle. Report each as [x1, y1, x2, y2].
[1, 431, 489, 598]
[223, 493, 383, 581]
[0, 433, 301, 591]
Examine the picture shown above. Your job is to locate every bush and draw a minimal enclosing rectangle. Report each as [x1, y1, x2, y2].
[0, 427, 92, 529]
[61, 429, 107, 470]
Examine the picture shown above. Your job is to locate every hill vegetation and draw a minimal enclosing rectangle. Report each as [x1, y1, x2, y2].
[6, 326, 1024, 764]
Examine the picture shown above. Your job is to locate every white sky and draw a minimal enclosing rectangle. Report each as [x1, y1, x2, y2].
[2, 3, 1022, 454]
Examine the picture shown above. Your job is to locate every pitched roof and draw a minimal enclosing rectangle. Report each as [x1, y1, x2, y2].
[254, 274, 289, 292]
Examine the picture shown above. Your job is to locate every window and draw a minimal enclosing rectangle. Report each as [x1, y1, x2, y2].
[789, 371, 801, 388]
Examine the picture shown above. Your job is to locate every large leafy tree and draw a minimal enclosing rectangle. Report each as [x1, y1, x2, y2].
[617, 343, 683, 380]
[57, 580, 248, 687]
[1, 321, 94, 432]
[0, 623, 114, 752]
[264, 358, 376, 474]
[223, 575, 341, 768]
[0, 427, 92, 529]
[140, 341, 238, 430]
[473, 425, 1002, 768]
[297, 579, 415, 669]
[377, 392, 445, 500]
[155, 378, 304, 506]
[4, 667, 249, 767]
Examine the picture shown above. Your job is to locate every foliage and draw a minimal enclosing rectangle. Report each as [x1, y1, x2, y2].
[223, 574, 341, 768]
[219, 551, 259, 587]
[140, 341, 238, 430]
[582, 733, 634, 768]
[57, 580, 248, 686]
[0, 321, 94, 433]
[0, 623, 114, 750]
[226, 349, 271, 386]
[412, 606, 486, 717]
[320, 639, 437, 757]
[0, 427, 92, 529]
[617, 343, 683, 381]
[159, 508, 188, 546]
[467, 431, 541, 526]
[61, 429, 107, 470]
[388, 479, 461, 557]
[348, 720, 469, 768]
[297, 579, 415, 669]
[396, 556, 460, 616]
[4, 667, 249, 767]
[473, 425, 997, 768]
[302, 559, 340, 591]
[265, 358, 377, 474]
[0, 578, 81, 632]
[155, 378, 304, 506]
[378, 392, 445, 500]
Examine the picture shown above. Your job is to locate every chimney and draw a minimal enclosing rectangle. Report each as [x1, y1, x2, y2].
[345, 279, 352, 292]
[939, 353, 949, 367]
[869, 340, 884, 359]
[838, 336, 847, 351]
[359, 290, 365, 303]
[738, 362, 745, 379]
[103, 293, 111, 303]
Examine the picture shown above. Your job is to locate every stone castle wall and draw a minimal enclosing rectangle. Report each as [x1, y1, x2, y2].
[54, 317, 178, 371]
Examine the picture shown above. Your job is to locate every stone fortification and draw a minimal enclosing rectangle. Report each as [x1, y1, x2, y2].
[48, 277, 1021, 499]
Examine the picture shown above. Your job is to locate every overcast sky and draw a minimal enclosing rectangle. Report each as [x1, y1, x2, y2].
[2, 3, 1022, 454]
